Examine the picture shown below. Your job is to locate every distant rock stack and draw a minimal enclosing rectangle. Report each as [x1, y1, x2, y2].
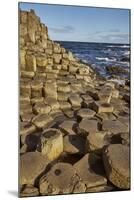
[19, 9, 130, 197]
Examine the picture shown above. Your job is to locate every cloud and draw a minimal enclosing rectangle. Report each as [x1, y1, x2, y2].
[87, 30, 129, 43]
[49, 26, 75, 34]
[100, 33, 129, 42]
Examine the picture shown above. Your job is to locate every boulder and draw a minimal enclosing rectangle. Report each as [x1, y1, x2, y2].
[37, 128, 63, 161]
[20, 152, 49, 185]
[103, 144, 130, 189]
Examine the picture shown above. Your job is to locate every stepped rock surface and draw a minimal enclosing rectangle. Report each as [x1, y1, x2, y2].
[19, 9, 130, 197]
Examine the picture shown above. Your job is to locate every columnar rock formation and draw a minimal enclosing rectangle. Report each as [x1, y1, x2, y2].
[19, 9, 130, 197]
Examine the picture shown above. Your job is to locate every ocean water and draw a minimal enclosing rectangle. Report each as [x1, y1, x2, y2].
[58, 41, 130, 78]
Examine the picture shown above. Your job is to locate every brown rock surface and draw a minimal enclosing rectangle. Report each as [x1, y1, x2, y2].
[20, 152, 49, 185]
[103, 144, 130, 189]
[39, 162, 75, 195]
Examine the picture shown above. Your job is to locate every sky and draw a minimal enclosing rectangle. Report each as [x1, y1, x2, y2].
[19, 3, 130, 44]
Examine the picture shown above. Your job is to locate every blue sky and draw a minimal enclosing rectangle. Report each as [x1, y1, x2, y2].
[19, 3, 130, 44]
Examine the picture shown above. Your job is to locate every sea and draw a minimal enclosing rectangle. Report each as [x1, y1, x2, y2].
[58, 41, 130, 79]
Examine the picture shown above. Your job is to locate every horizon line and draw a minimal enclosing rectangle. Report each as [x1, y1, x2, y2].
[55, 40, 130, 45]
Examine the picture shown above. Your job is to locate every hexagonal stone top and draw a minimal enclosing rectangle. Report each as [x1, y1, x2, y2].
[20, 152, 49, 185]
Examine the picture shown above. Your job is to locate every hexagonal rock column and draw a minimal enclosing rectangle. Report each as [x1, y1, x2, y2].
[79, 119, 98, 136]
[32, 114, 53, 129]
[37, 128, 63, 161]
[102, 119, 129, 134]
[39, 163, 75, 195]
[20, 152, 49, 185]
[69, 94, 82, 110]
[103, 144, 130, 189]
[59, 120, 77, 135]
[33, 102, 51, 114]
[92, 101, 114, 113]
[77, 108, 96, 121]
[63, 134, 86, 154]
[86, 131, 111, 154]
[31, 80, 43, 98]
[73, 153, 107, 189]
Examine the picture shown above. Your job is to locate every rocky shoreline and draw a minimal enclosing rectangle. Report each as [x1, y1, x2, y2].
[19, 9, 130, 197]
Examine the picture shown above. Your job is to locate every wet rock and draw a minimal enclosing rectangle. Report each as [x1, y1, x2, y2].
[73, 154, 107, 188]
[79, 119, 98, 136]
[20, 185, 39, 197]
[77, 108, 96, 121]
[121, 57, 130, 62]
[37, 128, 63, 161]
[63, 134, 86, 154]
[32, 114, 53, 129]
[39, 162, 75, 195]
[102, 119, 129, 134]
[20, 152, 49, 185]
[106, 66, 129, 75]
[103, 144, 130, 189]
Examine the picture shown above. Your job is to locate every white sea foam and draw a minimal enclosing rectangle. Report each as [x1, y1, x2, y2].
[107, 45, 129, 48]
[123, 50, 130, 56]
[95, 57, 116, 62]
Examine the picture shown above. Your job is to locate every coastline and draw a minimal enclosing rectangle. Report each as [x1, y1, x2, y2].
[19, 9, 130, 197]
